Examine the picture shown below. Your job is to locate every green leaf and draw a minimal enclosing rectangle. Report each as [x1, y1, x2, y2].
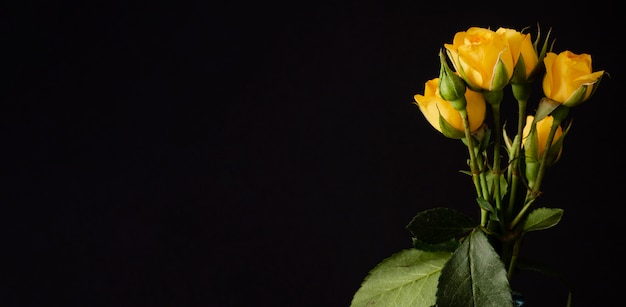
[406, 207, 477, 244]
[436, 228, 513, 307]
[476, 197, 494, 212]
[412, 237, 459, 253]
[523, 207, 564, 232]
[351, 249, 452, 307]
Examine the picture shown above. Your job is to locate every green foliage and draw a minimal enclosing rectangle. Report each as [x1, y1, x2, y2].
[350, 249, 452, 307]
[411, 237, 459, 253]
[476, 197, 495, 213]
[523, 207, 564, 232]
[436, 228, 513, 306]
[406, 207, 477, 244]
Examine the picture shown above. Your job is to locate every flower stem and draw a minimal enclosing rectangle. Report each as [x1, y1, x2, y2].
[507, 233, 524, 280]
[484, 90, 504, 210]
[490, 101, 502, 209]
[506, 97, 527, 222]
[458, 108, 487, 225]
[502, 96, 527, 279]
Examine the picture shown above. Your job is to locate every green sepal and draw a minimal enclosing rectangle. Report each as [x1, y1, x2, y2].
[529, 24, 553, 82]
[586, 72, 606, 101]
[510, 53, 528, 85]
[476, 124, 492, 153]
[438, 113, 465, 139]
[562, 72, 605, 107]
[446, 49, 482, 92]
[438, 48, 467, 105]
[512, 25, 551, 85]
[562, 83, 589, 107]
[406, 207, 477, 244]
[436, 228, 513, 307]
[523, 119, 540, 186]
[502, 125, 515, 154]
[486, 170, 508, 201]
[544, 117, 573, 166]
[534, 24, 553, 64]
[535, 97, 561, 122]
[523, 207, 564, 232]
[490, 58, 512, 91]
[524, 123, 538, 161]
[524, 160, 539, 188]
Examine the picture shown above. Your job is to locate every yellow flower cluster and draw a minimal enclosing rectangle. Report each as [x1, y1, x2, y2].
[414, 26, 604, 159]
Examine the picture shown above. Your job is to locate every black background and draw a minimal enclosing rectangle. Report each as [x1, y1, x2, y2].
[3, 2, 623, 306]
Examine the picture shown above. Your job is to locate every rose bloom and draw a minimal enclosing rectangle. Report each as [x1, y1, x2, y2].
[444, 27, 516, 91]
[543, 50, 605, 107]
[522, 115, 563, 159]
[496, 27, 539, 82]
[414, 78, 486, 138]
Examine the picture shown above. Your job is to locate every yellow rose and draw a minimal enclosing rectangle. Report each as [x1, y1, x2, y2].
[542, 50, 605, 107]
[496, 27, 539, 83]
[414, 78, 486, 138]
[444, 27, 516, 91]
[522, 115, 563, 159]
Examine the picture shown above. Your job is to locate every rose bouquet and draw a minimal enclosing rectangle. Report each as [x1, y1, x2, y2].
[350, 25, 606, 306]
